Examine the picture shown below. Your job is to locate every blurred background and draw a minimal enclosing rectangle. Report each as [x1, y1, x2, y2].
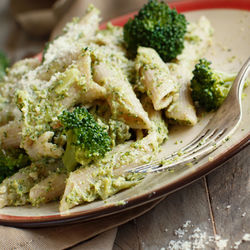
[0, 0, 177, 63]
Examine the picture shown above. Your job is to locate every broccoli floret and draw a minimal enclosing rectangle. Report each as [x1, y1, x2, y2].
[190, 58, 236, 112]
[0, 149, 30, 183]
[58, 107, 112, 172]
[123, 0, 187, 62]
[0, 51, 9, 81]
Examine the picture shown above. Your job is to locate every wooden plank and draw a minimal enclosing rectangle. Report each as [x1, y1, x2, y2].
[206, 146, 250, 249]
[114, 179, 215, 249]
[113, 220, 140, 250]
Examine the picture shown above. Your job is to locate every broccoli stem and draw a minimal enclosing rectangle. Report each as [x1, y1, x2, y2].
[216, 71, 236, 83]
[62, 131, 78, 172]
[59, 107, 112, 172]
[0, 51, 9, 81]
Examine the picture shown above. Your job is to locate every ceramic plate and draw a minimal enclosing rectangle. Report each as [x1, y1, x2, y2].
[0, 0, 249, 227]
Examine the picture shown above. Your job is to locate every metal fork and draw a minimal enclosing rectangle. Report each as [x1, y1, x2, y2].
[131, 57, 250, 173]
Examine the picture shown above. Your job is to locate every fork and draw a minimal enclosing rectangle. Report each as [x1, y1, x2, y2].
[131, 57, 250, 173]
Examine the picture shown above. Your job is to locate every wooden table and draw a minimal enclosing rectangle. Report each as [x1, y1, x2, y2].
[1, 0, 249, 249]
[114, 145, 250, 249]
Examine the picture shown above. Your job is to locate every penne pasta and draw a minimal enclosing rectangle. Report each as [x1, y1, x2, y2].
[39, 5, 101, 80]
[0, 161, 60, 208]
[93, 61, 151, 129]
[0, 121, 22, 149]
[165, 16, 213, 125]
[135, 47, 178, 110]
[0, 3, 226, 213]
[29, 172, 67, 206]
[23, 132, 64, 160]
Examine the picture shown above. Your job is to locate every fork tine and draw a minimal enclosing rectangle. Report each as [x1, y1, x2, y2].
[141, 143, 218, 173]
[130, 161, 160, 173]
[182, 128, 227, 155]
[167, 128, 226, 162]
[135, 156, 181, 172]
[130, 129, 213, 173]
[153, 129, 211, 162]
[181, 129, 211, 151]
[181, 129, 216, 154]
[132, 128, 228, 173]
[131, 128, 212, 173]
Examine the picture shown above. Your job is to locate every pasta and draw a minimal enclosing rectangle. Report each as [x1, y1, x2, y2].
[93, 60, 151, 129]
[135, 47, 179, 111]
[0, 121, 22, 149]
[29, 172, 67, 206]
[165, 16, 213, 125]
[0, 161, 62, 208]
[60, 98, 167, 211]
[0, 5, 214, 211]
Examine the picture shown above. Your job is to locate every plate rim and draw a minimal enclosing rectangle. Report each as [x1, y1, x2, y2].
[0, 0, 249, 227]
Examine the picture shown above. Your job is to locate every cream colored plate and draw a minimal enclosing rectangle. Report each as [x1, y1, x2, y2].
[0, 8, 249, 227]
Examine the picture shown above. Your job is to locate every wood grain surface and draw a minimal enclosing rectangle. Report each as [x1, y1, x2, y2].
[114, 146, 250, 250]
[0, 0, 249, 249]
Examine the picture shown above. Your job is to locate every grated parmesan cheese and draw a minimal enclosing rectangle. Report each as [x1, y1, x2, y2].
[242, 233, 250, 241]
[241, 212, 246, 217]
[163, 220, 250, 250]
[214, 235, 228, 249]
[164, 220, 230, 250]
[233, 240, 242, 249]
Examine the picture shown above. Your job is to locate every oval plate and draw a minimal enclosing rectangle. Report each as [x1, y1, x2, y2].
[0, 0, 249, 227]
